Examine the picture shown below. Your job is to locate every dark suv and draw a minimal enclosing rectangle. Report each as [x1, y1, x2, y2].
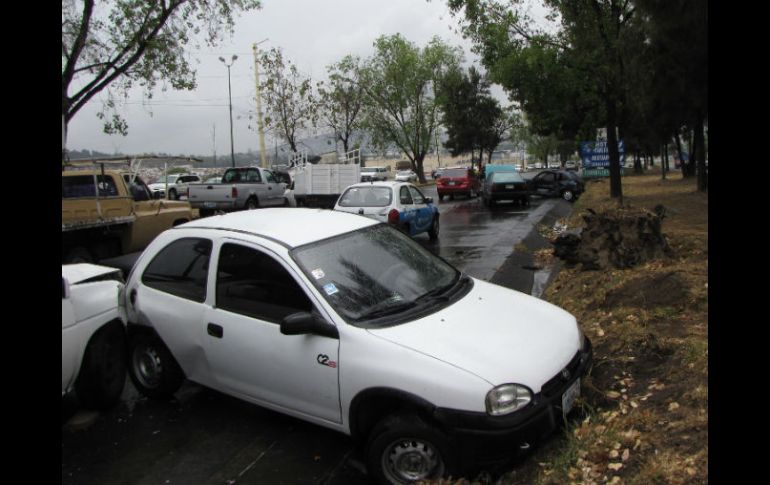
[529, 170, 585, 202]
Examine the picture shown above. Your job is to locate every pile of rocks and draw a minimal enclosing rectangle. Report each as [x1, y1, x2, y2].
[553, 206, 673, 270]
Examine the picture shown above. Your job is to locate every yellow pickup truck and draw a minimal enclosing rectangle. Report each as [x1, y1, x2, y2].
[62, 169, 194, 263]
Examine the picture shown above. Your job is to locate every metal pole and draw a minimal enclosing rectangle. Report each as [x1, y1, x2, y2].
[227, 64, 235, 168]
[253, 40, 269, 168]
[220, 55, 238, 168]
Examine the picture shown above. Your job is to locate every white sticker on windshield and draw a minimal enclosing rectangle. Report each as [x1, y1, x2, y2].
[311, 268, 325, 280]
[323, 283, 339, 295]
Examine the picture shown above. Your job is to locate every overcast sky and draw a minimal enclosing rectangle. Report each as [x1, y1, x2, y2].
[67, 0, 511, 157]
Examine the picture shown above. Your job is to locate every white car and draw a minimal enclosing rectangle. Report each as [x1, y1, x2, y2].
[360, 166, 389, 182]
[334, 181, 440, 240]
[121, 209, 591, 483]
[148, 174, 201, 200]
[394, 170, 418, 182]
[62, 264, 127, 409]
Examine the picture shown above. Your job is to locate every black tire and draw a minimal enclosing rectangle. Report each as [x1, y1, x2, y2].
[438, 194, 444, 201]
[128, 333, 184, 399]
[561, 189, 574, 202]
[366, 414, 456, 485]
[246, 197, 259, 210]
[449, 194, 454, 201]
[199, 209, 213, 218]
[169, 188, 178, 200]
[74, 321, 127, 410]
[428, 216, 439, 241]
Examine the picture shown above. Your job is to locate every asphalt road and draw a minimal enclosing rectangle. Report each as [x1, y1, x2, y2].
[62, 189, 575, 485]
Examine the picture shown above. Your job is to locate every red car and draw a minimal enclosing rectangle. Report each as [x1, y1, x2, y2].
[436, 167, 481, 200]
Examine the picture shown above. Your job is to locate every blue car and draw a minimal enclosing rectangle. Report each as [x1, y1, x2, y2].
[334, 181, 440, 240]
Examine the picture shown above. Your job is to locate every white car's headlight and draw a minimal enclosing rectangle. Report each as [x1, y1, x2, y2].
[485, 384, 532, 416]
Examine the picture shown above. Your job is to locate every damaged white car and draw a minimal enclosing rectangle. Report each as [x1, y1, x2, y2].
[121, 208, 592, 484]
[62, 264, 127, 409]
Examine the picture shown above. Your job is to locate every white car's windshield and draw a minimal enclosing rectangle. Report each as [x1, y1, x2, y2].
[291, 224, 462, 327]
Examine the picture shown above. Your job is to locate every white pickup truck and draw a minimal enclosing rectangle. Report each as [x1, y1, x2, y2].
[62, 263, 127, 410]
[187, 166, 287, 216]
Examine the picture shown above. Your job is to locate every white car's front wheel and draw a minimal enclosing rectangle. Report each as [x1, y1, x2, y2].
[129, 333, 183, 399]
[366, 414, 455, 485]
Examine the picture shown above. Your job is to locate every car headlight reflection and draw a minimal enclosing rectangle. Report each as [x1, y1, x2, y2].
[485, 384, 532, 416]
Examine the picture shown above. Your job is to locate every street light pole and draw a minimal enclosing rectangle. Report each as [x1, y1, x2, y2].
[219, 55, 238, 167]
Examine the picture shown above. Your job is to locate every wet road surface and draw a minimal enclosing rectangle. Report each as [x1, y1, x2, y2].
[62, 188, 574, 485]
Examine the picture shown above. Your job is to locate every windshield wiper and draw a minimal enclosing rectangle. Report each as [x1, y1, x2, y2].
[355, 300, 418, 321]
[416, 273, 466, 303]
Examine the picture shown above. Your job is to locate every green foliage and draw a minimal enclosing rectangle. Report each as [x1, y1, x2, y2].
[62, 0, 261, 138]
[316, 56, 365, 153]
[358, 34, 462, 182]
[258, 47, 317, 154]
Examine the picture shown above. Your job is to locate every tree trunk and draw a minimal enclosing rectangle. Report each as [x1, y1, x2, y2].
[674, 132, 687, 178]
[607, 120, 623, 201]
[685, 129, 696, 177]
[633, 149, 642, 174]
[695, 114, 707, 192]
[661, 144, 667, 180]
[415, 153, 426, 184]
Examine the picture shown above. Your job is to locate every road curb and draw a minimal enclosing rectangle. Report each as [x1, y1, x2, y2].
[489, 200, 574, 298]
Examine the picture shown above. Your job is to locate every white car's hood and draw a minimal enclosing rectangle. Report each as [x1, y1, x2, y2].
[148, 183, 171, 190]
[367, 278, 581, 391]
[62, 263, 121, 285]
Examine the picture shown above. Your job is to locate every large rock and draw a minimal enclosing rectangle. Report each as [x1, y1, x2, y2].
[552, 207, 673, 270]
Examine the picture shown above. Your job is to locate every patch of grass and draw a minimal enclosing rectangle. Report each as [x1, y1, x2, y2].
[535, 170, 708, 485]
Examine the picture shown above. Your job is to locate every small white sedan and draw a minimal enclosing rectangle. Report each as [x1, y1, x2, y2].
[121, 209, 591, 483]
[334, 181, 439, 240]
[394, 170, 418, 182]
[62, 264, 127, 409]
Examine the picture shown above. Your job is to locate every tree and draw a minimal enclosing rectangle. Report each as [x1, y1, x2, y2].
[62, 0, 261, 157]
[449, 0, 639, 201]
[357, 35, 462, 183]
[438, 66, 515, 168]
[316, 56, 366, 154]
[258, 47, 317, 155]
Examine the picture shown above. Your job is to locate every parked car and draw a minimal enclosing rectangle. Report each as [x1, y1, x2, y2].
[436, 167, 481, 200]
[394, 170, 418, 182]
[482, 170, 531, 207]
[334, 181, 439, 240]
[431, 167, 445, 180]
[530, 169, 585, 202]
[62, 263, 127, 410]
[564, 161, 578, 170]
[121, 208, 592, 483]
[148, 174, 201, 200]
[360, 166, 389, 182]
[188, 166, 287, 215]
[62, 169, 194, 263]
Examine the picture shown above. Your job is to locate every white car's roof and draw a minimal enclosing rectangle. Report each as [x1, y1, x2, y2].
[180, 208, 379, 248]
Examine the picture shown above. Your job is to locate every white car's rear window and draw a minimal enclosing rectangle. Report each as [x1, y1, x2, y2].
[338, 186, 392, 207]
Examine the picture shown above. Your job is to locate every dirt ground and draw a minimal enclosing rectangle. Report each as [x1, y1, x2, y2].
[437, 168, 708, 485]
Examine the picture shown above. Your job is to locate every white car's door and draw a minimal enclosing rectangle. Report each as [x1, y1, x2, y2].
[203, 240, 341, 422]
[132, 237, 214, 385]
